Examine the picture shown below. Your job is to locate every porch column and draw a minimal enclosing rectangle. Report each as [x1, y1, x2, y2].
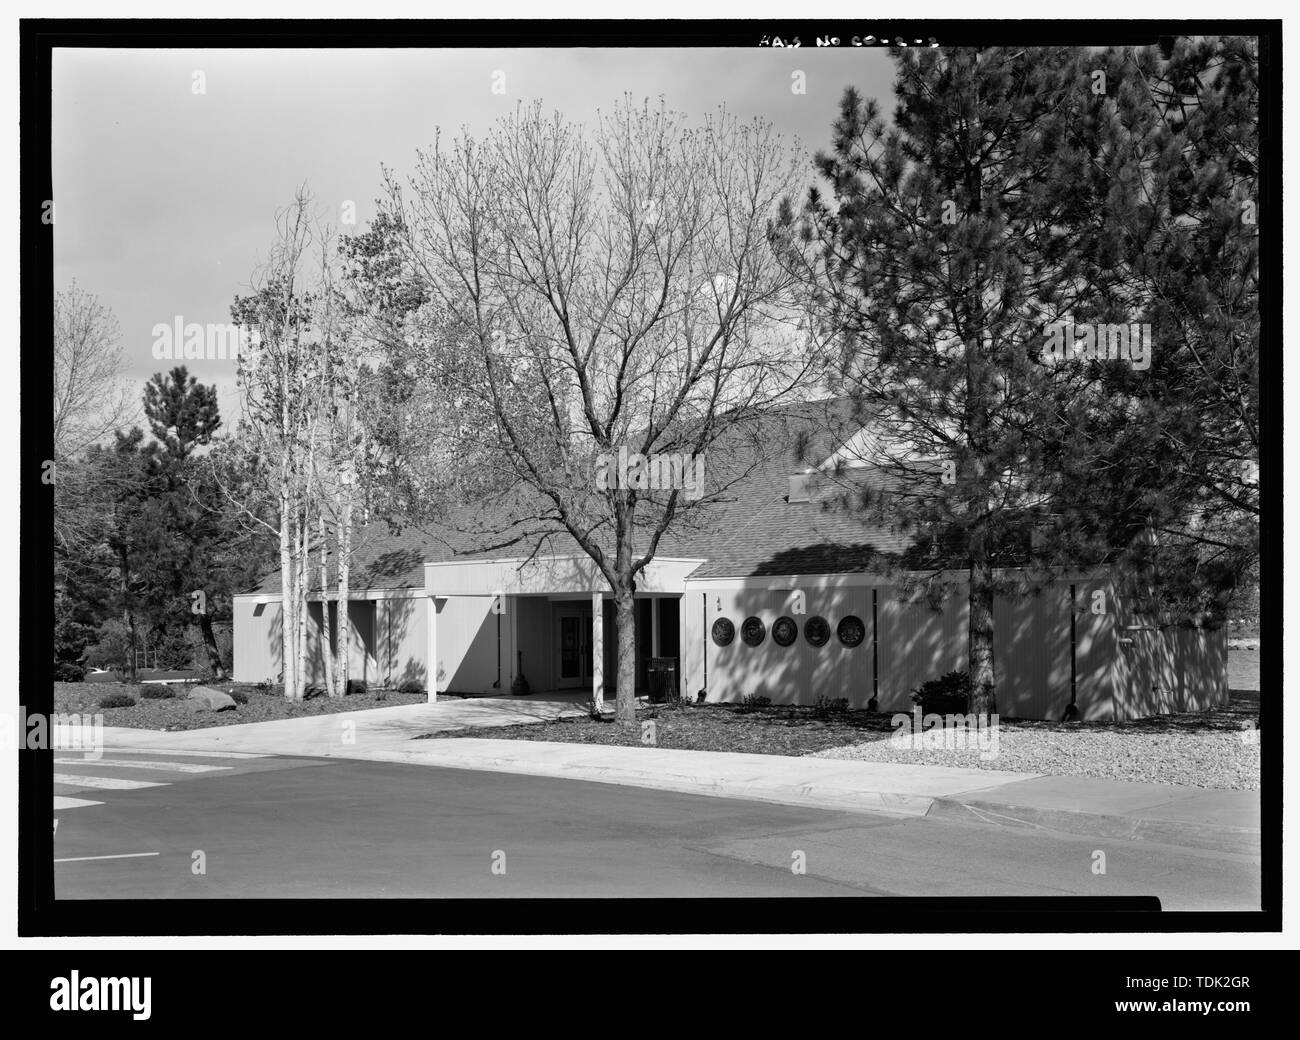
[591, 591, 604, 711]
[425, 594, 437, 703]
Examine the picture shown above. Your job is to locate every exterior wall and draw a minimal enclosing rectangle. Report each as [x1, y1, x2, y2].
[878, 590, 966, 711]
[233, 594, 425, 689]
[435, 595, 499, 694]
[376, 596, 427, 689]
[234, 571, 1227, 719]
[233, 598, 282, 683]
[682, 578, 1137, 721]
[685, 584, 884, 707]
[1111, 590, 1228, 719]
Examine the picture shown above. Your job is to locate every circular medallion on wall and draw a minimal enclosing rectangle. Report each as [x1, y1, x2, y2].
[741, 616, 766, 646]
[711, 617, 735, 647]
[804, 615, 830, 647]
[772, 616, 798, 647]
[837, 615, 866, 648]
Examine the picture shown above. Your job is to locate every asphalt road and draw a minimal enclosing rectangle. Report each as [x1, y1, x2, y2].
[52, 751, 1260, 908]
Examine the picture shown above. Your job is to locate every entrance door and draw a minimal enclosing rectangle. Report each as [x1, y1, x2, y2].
[554, 604, 593, 689]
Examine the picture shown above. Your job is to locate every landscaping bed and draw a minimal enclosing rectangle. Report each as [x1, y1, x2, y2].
[427, 691, 1261, 791]
[53, 681, 428, 731]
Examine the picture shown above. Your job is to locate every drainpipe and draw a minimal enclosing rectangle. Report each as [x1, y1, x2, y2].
[699, 592, 708, 702]
[870, 588, 879, 712]
[492, 610, 501, 689]
[1065, 583, 1079, 720]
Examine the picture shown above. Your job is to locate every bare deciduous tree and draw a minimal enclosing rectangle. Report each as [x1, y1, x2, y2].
[388, 97, 813, 728]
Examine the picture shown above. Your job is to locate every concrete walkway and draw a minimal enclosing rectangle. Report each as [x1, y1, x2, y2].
[99, 696, 591, 758]
[97, 700, 1261, 855]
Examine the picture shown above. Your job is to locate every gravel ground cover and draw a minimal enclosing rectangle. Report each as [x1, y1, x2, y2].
[811, 694, 1260, 790]
[429, 690, 1260, 790]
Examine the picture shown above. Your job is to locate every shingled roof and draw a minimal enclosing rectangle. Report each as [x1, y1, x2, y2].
[244, 395, 915, 593]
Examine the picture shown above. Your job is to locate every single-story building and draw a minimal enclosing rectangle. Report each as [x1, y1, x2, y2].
[232, 402, 1227, 721]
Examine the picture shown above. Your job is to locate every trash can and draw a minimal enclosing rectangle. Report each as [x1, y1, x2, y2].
[647, 657, 679, 703]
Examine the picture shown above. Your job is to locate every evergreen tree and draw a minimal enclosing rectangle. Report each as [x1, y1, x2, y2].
[785, 47, 1138, 714]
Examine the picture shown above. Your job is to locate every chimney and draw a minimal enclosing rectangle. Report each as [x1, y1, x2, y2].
[788, 471, 813, 504]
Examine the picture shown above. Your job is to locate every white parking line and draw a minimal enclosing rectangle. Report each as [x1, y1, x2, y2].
[54, 758, 233, 773]
[53, 796, 103, 809]
[55, 852, 160, 863]
[53, 774, 169, 790]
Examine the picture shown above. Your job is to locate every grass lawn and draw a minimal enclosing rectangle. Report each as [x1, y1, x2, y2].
[53, 681, 428, 731]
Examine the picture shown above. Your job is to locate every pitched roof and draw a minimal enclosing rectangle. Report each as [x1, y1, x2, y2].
[244, 395, 913, 593]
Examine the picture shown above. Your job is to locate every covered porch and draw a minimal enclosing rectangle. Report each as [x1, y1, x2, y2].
[423, 554, 703, 707]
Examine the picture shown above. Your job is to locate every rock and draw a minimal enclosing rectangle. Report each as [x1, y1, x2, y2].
[187, 686, 238, 712]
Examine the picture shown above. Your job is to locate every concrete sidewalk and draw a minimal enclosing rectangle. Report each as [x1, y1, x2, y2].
[98, 703, 1261, 855]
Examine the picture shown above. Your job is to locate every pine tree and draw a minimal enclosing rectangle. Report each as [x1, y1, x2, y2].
[787, 47, 1134, 714]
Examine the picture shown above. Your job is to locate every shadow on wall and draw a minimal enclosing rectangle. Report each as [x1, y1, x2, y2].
[379, 597, 424, 690]
[257, 595, 429, 690]
[696, 545, 1080, 719]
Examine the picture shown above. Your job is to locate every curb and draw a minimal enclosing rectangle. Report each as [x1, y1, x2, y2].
[926, 797, 1260, 855]
[354, 747, 940, 817]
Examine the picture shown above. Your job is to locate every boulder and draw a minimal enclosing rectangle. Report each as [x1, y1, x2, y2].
[187, 686, 238, 712]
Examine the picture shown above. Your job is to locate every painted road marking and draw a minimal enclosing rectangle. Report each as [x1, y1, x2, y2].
[53, 774, 169, 791]
[53, 796, 104, 809]
[102, 748, 269, 759]
[55, 758, 233, 773]
[55, 852, 160, 864]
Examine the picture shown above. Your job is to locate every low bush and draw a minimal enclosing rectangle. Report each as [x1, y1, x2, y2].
[303, 684, 327, 700]
[910, 670, 972, 715]
[396, 679, 424, 695]
[97, 692, 135, 709]
[139, 685, 176, 700]
[54, 662, 86, 682]
[346, 678, 367, 695]
[228, 688, 250, 705]
[740, 694, 772, 711]
[814, 695, 850, 717]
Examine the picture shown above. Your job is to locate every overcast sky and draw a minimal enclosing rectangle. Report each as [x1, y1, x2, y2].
[52, 47, 894, 425]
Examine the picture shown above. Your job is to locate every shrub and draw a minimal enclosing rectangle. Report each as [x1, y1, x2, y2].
[740, 694, 772, 711]
[814, 695, 849, 717]
[396, 679, 424, 695]
[54, 661, 86, 682]
[910, 671, 972, 716]
[303, 684, 326, 700]
[228, 688, 250, 705]
[346, 678, 367, 696]
[138, 685, 176, 700]
[97, 692, 135, 709]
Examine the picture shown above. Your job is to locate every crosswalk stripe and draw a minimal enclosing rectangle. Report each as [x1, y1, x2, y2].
[54, 758, 233, 773]
[56, 852, 159, 863]
[53, 796, 104, 809]
[101, 748, 268, 759]
[54, 774, 169, 790]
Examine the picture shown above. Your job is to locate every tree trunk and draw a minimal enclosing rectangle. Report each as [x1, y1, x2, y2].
[294, 504, 310, 700]
[318, 514, 338, 698]
[336, 490, 353, 696]
[613, 586, 638, 730]
[118, 542, 137, 682]
[968, 551, 996, 717]
[199, 614, 226, 680]
[279, 486, 296, 699]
